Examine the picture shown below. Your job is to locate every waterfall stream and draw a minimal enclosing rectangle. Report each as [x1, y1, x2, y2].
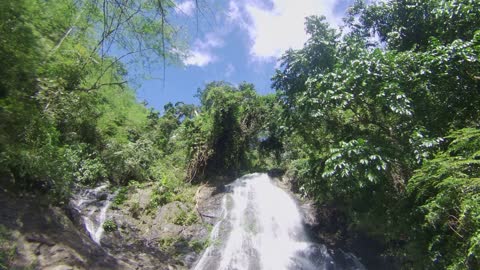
[67, 174, 365, 269]
[193, 173, 365, 270]
[70, 184, 116, 245]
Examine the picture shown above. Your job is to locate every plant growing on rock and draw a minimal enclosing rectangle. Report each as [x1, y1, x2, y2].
[171, 207, 198, 226]
[103, 220, 117, 233]
[129, 202, 142, 218]
[111, 187, 129, 209]
[148, 176, 176, 212]
[0, 226, 15, 270]
[158, 236, 188, 255]
[188, 239, 209, 253]
[147, 173, 195, 213]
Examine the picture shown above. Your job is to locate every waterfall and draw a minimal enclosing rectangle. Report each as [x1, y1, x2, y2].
[70, 184, 115, 245]
[193, 173, 365, 270]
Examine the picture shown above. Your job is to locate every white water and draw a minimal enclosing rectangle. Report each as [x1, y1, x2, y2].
[70, 184, 115, 245]
[193, 173, 365, 270]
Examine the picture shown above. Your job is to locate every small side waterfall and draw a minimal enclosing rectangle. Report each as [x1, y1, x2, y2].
[70, 184, 116, 245]
[193, 173, 365, 270]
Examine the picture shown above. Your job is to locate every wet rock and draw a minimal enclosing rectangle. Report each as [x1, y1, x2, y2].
[267, 168, 285, 178]
[0, 190, 128, 270]
[280, 175, 400, 269]
[0, 179, 231, 270]
[196, 184, 225, 225]
[97, 193, 108, 201]
[90, 183, 224, 269]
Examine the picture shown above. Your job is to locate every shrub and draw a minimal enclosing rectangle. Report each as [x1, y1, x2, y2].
[188, 239, 209, 253]
[102, 219, 117, 232]
[0, 226, 15, 270]
[171, 207, 198, 226]
[129, 201, 141, 218]
[147, 174, 180, 212]
[111, 186, 129, 209]
[407, 128, 480, 269]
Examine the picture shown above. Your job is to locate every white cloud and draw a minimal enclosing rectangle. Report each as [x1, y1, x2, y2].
[230, 0, 342, 59]
[225, 63, 235, 77]
[184, 50, 215, 67]
[227, 1, 243, 24]
[176, 0, 195, 16]
[200, 33, 224, 49]
[183, 33, 224, 67]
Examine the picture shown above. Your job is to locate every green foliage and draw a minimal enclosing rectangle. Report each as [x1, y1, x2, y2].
[158, 236, 207, 255]
[63, 144, 107, 185]
[0, 226, 15, 270]
[128, 180, 142, 189]
[188, 239, 209, 253]
[171, 207, 199, 226]
[129, 201, 141, 218]
[158, 237, 179, 253]
[0, 0, 192, 202]
[407, 128, 480, 269]
[111, 187, 129, 209]
[102, 138, 159, 184]
[351, 0, 480, 51]
[2, 0, 480, 268]
[102, 219, 118, 233]
[158, 236, 189, 255]
[321, 139, 388, 199]
[272, 1, 480, 268]
[183, 82, 275, 181]
[148, 175, 178, 211]
[147, 174, 196, 212]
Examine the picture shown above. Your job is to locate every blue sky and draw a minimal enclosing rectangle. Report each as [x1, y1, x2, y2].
[132, 0, 355, 111]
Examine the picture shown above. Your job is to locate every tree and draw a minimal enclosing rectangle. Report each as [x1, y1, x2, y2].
[0, 0, 195, 200]
[349, 0, 480, 51]
[408, 128, 480, 269]
[272, 1, 480, 267]
[183, 82, 269, 182]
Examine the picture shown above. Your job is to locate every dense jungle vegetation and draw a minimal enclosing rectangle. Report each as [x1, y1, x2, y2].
[1, 0, 479, 269]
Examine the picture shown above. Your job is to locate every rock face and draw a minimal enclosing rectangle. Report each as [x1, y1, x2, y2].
[279, 176, 400, 270]
[0, 183, 225, 270]
[0, 190, 126, 270]
[0, 175, 394, 269]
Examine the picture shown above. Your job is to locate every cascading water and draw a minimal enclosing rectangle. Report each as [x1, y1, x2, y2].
[193, 173, 365, 270]
[69, 184, 116, 245]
